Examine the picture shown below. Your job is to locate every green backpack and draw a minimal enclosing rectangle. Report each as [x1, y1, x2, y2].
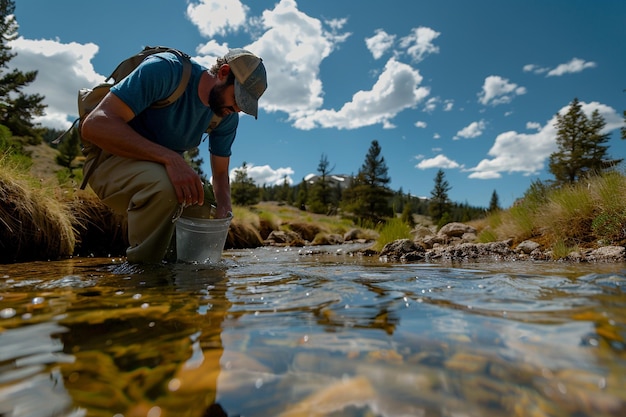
[54, 45, 222, 188]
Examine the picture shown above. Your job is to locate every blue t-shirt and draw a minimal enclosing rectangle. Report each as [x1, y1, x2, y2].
[110, 52, 238, 157]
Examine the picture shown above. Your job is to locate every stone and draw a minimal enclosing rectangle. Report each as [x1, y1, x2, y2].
[437, 222, 477, 238]
[516, 240, 541, 254]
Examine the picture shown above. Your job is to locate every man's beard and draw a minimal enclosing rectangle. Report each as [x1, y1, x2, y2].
[208, 84, 231, 117]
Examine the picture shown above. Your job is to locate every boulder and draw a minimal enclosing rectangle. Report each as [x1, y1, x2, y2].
[587, 246, 625, 262]
[516, 240, 541, 254]
[265, 230, 305, 247]
[438, 222, 477, 238]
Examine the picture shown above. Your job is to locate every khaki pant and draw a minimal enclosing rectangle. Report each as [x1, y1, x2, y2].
[84, 152, 178, 263]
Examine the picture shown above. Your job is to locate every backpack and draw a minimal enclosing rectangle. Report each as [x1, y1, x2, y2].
[54, 45, 222, 188]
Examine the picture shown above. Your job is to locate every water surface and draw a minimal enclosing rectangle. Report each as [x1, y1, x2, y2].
[1, 244, 625, 417]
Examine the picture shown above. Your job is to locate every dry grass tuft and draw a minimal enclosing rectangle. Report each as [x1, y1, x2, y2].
[0, 157, 75, 262]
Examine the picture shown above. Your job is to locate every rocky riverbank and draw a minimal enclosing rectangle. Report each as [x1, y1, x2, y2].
[285, 222, 626, 264]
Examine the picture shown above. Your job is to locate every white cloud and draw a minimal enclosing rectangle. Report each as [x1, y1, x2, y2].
[523, 63, 549, 74]
[399, 27, 440, 63]
[478, 75, 526, 106]
[186, 0, 249, 37]
[294, 57, 430, 130]
[423, 97, 439, 113]
[365, 29, 396, 60]
[230, 163, 294, 186]
[547, 57, 596, 77]
[416, 154, 461, 170]
[454, 120, 486, 140]
[245, 0, 349, 120]
[443, 99, 454, 111]
[526, 121, 541, 131]
[524, 58, 596, 77]
[468, 100, 623, 179]
[415, 121, 427, 128]
[8, 37, 105, 129]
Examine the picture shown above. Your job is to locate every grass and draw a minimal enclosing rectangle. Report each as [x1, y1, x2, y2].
[471, 170, 626, 252]
[0, 152, 76, 262]
[371, 217, 413, 251]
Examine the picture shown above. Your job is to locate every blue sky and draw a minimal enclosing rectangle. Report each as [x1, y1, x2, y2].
[11, 0, 626, 208]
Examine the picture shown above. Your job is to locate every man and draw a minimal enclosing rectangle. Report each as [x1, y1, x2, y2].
[81, 48, 268, 263]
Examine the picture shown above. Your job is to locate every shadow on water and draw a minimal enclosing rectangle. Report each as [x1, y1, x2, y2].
[0, 246, 625, 417]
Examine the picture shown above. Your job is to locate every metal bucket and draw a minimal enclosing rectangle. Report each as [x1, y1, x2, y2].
[175, 206, 232, 263]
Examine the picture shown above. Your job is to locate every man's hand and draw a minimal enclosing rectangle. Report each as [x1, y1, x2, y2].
[164, 156, 204, 206]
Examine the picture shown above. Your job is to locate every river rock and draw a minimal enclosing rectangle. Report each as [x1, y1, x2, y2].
[516, 240, 541, 254]
[380, 239, 425, 262]
[438, 222, 477, 238]
[265, 230, 305, 247]
[587, 245, 625, 262]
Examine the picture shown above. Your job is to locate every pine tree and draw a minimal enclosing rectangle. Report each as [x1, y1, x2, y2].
[231, 162, 259, 206]
[0, 0, 46, 140]
[549, 98, 622, 185]
[488, 190, 500, 212]
[341, 140, 393, 222]
[622, 109, 626, 140]
[429, 169, 451, 224]
[308, 153, 334, 214]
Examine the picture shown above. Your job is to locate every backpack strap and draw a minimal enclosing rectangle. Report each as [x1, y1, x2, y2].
[151, 50, 192, 109]
[205, 113, 223, 134]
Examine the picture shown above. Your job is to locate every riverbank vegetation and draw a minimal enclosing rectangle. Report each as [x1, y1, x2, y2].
[474, 171, 626, 253]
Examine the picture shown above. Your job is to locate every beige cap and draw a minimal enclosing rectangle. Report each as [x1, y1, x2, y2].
[224, 49, 268, 119]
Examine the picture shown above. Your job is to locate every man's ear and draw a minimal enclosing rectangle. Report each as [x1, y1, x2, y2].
[217, 64, 231, 80]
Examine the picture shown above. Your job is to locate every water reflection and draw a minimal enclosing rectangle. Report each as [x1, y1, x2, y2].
[0, 249, 625, 417]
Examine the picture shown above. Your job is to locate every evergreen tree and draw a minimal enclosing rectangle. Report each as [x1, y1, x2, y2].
[488, 190, 500, 212]
[295, 177, 308, 210]
[622, 108, 626, 140]
[341, 140, 393, 222]
[0, 0, 46, 140]
[308, 153, 335, 214]
[231, 162, 259, 206]
[276, 175, 291, 203]
[429, 169, 451, 224]
[549, 98, 622, 185]
[55, 127, 81, 176]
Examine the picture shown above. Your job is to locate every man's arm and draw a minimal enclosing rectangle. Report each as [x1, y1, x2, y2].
[81, 92, 204, 206]
[210, 153, 232, 218]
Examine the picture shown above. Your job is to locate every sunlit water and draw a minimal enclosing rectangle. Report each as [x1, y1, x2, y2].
[1, 244, 625, 417]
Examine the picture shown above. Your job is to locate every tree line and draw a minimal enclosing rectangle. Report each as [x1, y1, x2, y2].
[229, 140, 490, 228]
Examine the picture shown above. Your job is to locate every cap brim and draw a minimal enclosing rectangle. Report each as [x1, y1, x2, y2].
[234, 80, 258, 119]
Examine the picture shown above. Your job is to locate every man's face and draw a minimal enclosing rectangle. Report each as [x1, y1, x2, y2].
[209, 83, 240, 117]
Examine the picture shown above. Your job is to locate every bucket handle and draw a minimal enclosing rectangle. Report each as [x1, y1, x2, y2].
[172, 204, 231, 223]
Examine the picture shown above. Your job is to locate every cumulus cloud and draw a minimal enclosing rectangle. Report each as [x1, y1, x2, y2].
[478, 75, 526, 106]
[415, 121, 427, 128]
[399, 27, 440, 63]
[230, 163, 294, 185]
[547, 57, 597, 77]
[293, 57, 429, 130]
[8, 37, 105, 129]
[416, 154, 461, 170]
[454, 120, 486, 140]
[467, 100, 623, 179]
[186, 0, 249, 37]
[365, 29, 396, 60]
[244, 0, 349, 120]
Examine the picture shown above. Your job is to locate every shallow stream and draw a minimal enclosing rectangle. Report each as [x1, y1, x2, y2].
[1, 244, 625, 417]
